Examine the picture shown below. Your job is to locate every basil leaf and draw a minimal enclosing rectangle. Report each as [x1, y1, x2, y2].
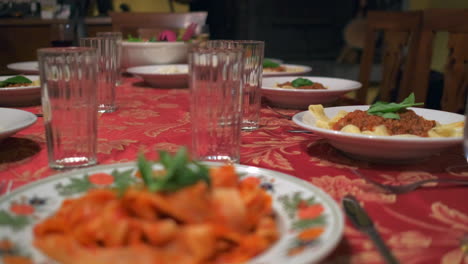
[263, 59, 280, 68]
[291, 78, 314, 88]
[127, 34, 143, 42]
[0, 76, 32, 87]
[139, 148, 211, 192]
[137, 153, 155, 187]
[367, 93, 424, 119]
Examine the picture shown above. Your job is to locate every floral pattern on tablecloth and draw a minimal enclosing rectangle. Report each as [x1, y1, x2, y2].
[0, 77, 467, 264]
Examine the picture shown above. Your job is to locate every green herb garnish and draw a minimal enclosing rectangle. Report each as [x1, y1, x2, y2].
[263, 59, 280, 68]
[0, 76, 32, 87]
[138, 148, 210, 192]
[367, 93, 424, 120]
[148, 36, 157, 42]
[291, 78, 314, 88]
[127, 34, 144, 42]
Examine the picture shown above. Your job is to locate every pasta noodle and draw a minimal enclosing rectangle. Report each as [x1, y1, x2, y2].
[34, 165, 279, 264]
[308, 104, 463, 138]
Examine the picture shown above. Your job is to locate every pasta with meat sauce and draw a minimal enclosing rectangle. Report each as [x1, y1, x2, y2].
[308, 104, 463, 138]
[34, 165, 278, 264]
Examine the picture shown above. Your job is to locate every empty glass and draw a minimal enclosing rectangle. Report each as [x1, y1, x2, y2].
[96, 31, 123, 86]
[205, 40, 265, 130]
[189, 42, 244, 163]
[38, 47, 98, 169]
[80, 37, 119, 113]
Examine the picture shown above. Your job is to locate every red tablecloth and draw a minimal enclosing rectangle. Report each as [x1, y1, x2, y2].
[1, 77, 467, 264]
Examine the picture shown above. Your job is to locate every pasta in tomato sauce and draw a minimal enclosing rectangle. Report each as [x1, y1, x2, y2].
[308, 104, 463, 138]
[34, 165, 279, 264]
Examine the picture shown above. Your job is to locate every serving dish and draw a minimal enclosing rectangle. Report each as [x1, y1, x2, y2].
[263, 64, 312, 77]
[127, 64, 188, 88]
[262, 76, 362, 109]
[0, 162, 343, 264]
[0, 75, 41, 106]
[0, 108, 37, 142]
[121, 41, 189, 70]
[7, 61, 39, 74]
[292, 106, 464, 163]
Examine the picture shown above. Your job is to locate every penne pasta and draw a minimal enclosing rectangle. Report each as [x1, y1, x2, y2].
[307, 104, 463, 138]
[34, 164, 279, 264]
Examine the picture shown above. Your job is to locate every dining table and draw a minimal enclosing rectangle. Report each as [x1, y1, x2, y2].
[1, 76, 467, 264]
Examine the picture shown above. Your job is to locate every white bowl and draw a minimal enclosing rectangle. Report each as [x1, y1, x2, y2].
[0, 75, 41, 106]
[0, 108, 37, 142]
[262, 76, 362, 109]
[292, 106, 464, 163]
[127, 64, 188, 88]
[121, 41, 189, 70]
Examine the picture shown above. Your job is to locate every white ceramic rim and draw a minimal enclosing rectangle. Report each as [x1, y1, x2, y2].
[292, 106, 464, 143]
[121, 41, 189, 47]
[262, 76, 362, 93]
[263, 64, 312, 76]
[6, 61, 39, 73]
[0, 108, 37, 136]
[127, 64, 188, 77]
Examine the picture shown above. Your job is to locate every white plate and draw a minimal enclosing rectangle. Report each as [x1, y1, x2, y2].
[127, 64, 188, 88]
[0, 108, 37, 142]
[0, 162, 343, 264]
[263, 64, 312, 77]
[262, 76, 362, 109]
[293, 106, 464, 163]
[7, 61, 39, 74]
[0, 75, 41, 106]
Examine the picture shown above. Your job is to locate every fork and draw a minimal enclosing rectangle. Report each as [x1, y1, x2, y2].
[351, 169, 468, 194]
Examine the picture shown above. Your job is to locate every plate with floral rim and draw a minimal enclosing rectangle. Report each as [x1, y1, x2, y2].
[0, 162, 344, 264]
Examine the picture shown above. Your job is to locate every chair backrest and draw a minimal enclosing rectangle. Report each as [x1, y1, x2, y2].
[411, 9, 468, 113]
[109, 11, 208, 39]
[357, 11, 422, 104]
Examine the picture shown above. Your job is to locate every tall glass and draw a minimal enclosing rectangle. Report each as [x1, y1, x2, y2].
[189, 42, 244, 163]
[80, 37, 118, 113]
[38, 47, 98, 169]
[96, 31, 123, 86]
[205, 40, 265, 130]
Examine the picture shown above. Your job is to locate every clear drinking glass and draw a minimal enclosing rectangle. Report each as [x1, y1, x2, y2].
[96, 31, 123, 86]
[38, 47, 98, 169]
[205, 40, 265, 130]
[80, 37, 119, 113]
[189, 42, 244, 163]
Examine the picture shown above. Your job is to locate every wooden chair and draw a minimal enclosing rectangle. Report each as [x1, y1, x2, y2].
[411, 9, 468, 113]
[357, 11, 422, 104]
[109, 11, 208, 39]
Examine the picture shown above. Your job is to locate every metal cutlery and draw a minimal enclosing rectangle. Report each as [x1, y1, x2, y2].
[342, 195, 399, 264]
[287, 130, 313, 134]
[352, 169, 468, 194]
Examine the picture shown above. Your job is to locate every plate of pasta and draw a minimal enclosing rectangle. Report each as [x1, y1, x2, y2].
[0, 75, 41, 106]
[292, 101, 464, 163]
[263, 64, 312, 77]
[0, 149, 344, 264]
[262, 76, 362, 109]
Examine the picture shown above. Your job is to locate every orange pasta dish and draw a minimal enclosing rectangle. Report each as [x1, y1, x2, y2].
[34, 149, 279, 264]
